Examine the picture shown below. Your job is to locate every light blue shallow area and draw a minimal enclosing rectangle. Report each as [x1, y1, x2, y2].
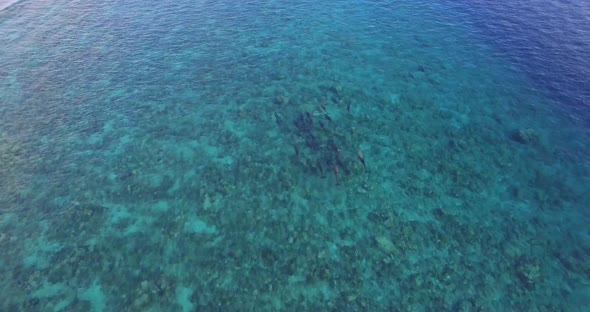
[1, 0, 589, 310]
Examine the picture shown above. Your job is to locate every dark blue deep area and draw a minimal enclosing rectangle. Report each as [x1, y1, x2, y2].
[446, 0, 590, 121]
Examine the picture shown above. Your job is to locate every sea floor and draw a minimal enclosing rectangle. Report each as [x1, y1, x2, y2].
[1, 0, 590, 311]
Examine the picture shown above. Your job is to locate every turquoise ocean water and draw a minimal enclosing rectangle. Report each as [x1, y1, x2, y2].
[1, 0, 589, 310]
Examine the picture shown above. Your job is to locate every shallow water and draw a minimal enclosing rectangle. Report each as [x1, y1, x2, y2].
[1, 0, 589, 311]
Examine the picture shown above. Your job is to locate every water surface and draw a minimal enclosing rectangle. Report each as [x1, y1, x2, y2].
[1, 0, 589, 311]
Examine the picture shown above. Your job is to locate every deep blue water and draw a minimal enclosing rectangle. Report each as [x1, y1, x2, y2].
[446, 0, 590, 121]
[1, 0, 589, 311]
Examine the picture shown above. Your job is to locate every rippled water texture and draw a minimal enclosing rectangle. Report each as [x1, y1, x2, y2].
[443, 0, 590, 122]
[1, 0, 589, 311]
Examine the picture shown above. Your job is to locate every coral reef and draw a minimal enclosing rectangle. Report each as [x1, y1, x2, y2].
[0, 133, 34, 211]
[0, 1, 588, 311]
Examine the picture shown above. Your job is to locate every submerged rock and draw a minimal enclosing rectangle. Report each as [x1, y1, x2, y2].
[515, 257, 542, 290]
[509, 128, 539, 144]
[389, 93, 401, 106]
[375, 236, 396, 254]
[328, 85, 343, 96]
[274, 94, 288, 106]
